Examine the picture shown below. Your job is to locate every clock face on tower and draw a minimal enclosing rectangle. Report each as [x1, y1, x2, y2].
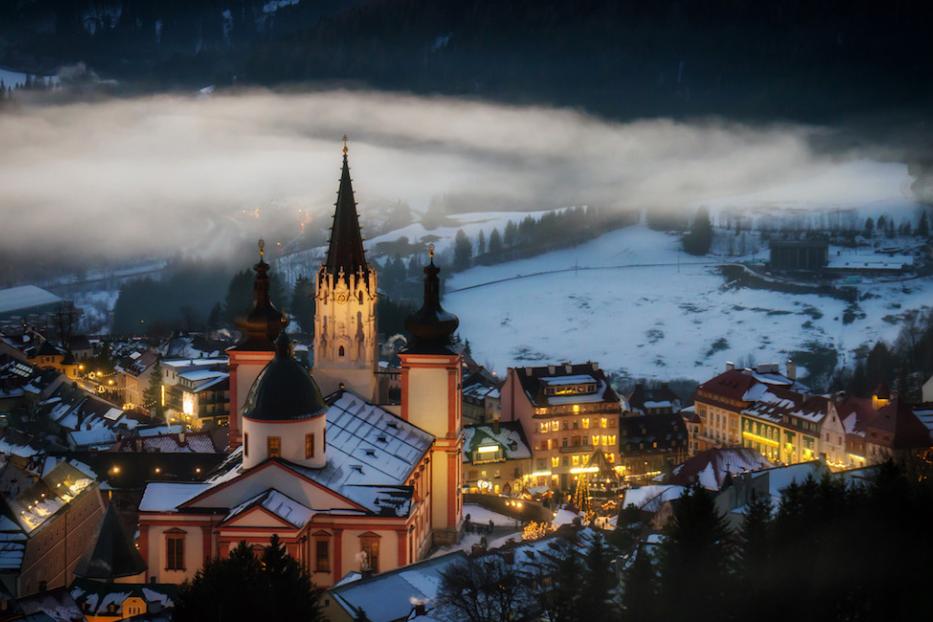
[336, 293, 349, 303]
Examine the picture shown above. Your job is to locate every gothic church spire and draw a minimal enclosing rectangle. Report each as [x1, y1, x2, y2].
[324, 136, 369, 281]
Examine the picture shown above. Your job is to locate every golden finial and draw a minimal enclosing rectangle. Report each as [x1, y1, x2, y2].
[428, 243, 435, 261]
[258, 238, 265, 259]
[342, 135, 349, 157]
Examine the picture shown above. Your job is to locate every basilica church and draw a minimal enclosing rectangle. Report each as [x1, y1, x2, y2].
[136, 142, 463, 587]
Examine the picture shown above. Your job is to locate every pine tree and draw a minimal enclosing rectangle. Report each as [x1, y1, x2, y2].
[207, 302, 223, 329]
[579, 533, 616, 622]
[175, 539, 323, 622]
[864, 217, 874, 238]
[290, 276, 315, 334]
[504, 220, 518, 246]
[621, 544, 657, 622]
[453, 228, 473, 271]
[538, 539, 583, 622]
[658, 486, 733, 622]
[262, 535, 323, 621]
[143, 358, 163, 419]
[224, 269, 254, 324]
[175, 542, 264, 622]
[918, 210, 930, 238]
[477, 229, 486, 255]
[488, 228, 503, 256]
[682, 207, 713, 255]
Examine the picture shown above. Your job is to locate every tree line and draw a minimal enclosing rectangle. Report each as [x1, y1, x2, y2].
[616, 461, 930, 622]
[448, 206, 638, 273]
[833, 307, 933, 401]
[421, 461, 930, 622]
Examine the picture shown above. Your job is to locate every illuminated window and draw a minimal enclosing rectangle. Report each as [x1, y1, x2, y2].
[165, 530, 186, 571]
[359, 532, 381, 573]
[550, 420, 560, 432]
[305, 434, 315, 459]
[608, 435, 616, 446]
[600, 418, 608, 429]
[539, 422, 549, 433]
[268, 436, 281, 458]
[551, 456, 560, 468]
[571, 455, 580, 466]
[582, 418, 590, 429]
[606, 452, 615, 463]
[591, 435, 600, 446]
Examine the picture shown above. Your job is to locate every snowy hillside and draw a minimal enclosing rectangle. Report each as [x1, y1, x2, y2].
[445, 225, 931, 383]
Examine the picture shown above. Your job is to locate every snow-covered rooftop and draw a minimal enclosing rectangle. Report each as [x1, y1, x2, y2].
[0, 285, 62, 315]
[139, 482, 213, 512]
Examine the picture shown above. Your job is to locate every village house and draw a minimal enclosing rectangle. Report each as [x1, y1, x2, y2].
[694, 362, 850, 468]
[625, 383, 683, 416]
[114, 350, 159, 412]
[501, 362, 621, 490]
[0, 460, 104, 597]
[462, 421, 532, 495]
[835, 386, 931, 466]
[618, 412, 689, 481]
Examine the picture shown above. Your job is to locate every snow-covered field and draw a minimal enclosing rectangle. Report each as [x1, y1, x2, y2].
[445, 225, 931, 382]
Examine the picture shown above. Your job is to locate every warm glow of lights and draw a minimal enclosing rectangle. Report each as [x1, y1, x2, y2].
[569, 466, 600, 474]
[477, 445, 500, 454]
[742, 431, 779, 447]
[182, 393, 194, 416]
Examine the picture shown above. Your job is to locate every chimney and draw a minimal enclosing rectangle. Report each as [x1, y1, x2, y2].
[786, 359, 797, 381]
[725, 361, 735, 371]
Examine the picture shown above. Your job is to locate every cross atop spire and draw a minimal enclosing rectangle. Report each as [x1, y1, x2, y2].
[342, 134, 349, 157]
[324, 138, 369, 282]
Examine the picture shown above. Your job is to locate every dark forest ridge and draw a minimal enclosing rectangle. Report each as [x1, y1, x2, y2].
[2, 0, 932, 124]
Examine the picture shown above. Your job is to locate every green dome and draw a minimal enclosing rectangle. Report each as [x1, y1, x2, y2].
[243, 333, 327, 422]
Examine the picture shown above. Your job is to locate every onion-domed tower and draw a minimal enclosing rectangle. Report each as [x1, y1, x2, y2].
[242, 332, 328, 470]
[227, 240, 287, 448]
[399, 246, 463, 545]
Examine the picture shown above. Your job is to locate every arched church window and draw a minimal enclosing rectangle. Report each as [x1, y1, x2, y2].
[358, 291, 364, 304]
[338, 346, 345, 357]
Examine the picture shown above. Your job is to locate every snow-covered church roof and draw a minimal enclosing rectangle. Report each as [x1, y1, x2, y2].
[139, 390, 434, 519]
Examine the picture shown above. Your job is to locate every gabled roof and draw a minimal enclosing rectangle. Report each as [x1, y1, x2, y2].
[511, 362, 619, 408]
[627, 383, 682, 413]
[837, 396, 931, 449]
[141, 390, 432, 519]
[669, 447, 772, 490]
[329, 551, 468, 622]
[223, 488, 315, 528]
[462, 421, 531, 462]
[74, 504, 146, 580]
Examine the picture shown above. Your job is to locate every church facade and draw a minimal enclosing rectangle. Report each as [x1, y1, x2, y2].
[136, 142, 462, 587]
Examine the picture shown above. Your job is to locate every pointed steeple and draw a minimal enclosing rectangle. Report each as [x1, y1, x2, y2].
[404, 244, 459, 353]
[74, 504, 146, 581]
[324, 136, 369, 281]
[233, 239, 286, 351]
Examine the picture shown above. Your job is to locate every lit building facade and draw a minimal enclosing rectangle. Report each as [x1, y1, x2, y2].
[501, 363, 620, 490]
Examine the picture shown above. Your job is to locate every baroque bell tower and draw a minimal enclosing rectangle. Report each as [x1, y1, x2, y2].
[400, 246, 463, 545]
[312, 138, 378, 400]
